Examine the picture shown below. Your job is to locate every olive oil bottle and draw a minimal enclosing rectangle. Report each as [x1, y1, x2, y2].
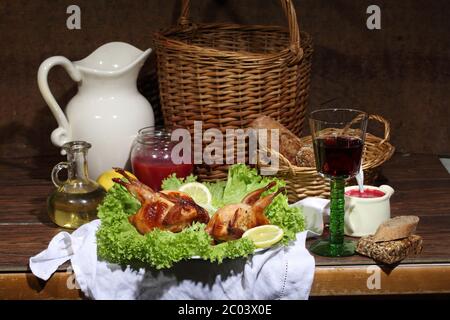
[48, 141, 106, 229]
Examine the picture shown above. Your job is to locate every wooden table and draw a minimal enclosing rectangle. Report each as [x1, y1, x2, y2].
[1, 153, 449, 299]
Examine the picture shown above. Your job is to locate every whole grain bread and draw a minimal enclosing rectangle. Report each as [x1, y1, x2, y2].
[250, 116, 303, 164]
[356, 235, 423, 265]
[295, 145, 316, 167]
[372, 216, 419, 242]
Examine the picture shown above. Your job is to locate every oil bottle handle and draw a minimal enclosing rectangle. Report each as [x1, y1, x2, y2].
[51, 162, 70, 188]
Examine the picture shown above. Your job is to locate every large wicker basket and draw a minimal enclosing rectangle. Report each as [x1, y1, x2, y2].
[272, 115, 396, 202]
[153, 0, 313, 181]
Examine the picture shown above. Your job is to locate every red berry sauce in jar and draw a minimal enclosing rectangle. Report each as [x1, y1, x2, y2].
[131, 128, 193, 191]
[345, 188, 385, 198]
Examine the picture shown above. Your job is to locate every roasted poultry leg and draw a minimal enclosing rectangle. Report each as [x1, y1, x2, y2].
[206, 182, 282, 242]
[113, 168, 210, 234]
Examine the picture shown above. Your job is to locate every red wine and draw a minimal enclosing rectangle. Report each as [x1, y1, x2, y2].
[313, 136, 364, 178]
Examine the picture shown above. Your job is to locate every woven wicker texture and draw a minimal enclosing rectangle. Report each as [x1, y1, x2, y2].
[153, 0, 313, 181]
[274, 114, 395, 202]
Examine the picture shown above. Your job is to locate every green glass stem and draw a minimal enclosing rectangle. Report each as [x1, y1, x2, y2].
[310, 176, 355, 257]
[329, 178, 346, 250]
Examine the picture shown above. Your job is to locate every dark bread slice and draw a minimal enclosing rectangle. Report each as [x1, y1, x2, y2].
[356, 235, 423, 265]
[373, 216, 419, 242]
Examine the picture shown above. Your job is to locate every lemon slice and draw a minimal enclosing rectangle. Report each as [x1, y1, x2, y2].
[242, 225, 284, 249]
[97, 169, 137, 191]
[179, 182, 212, 209]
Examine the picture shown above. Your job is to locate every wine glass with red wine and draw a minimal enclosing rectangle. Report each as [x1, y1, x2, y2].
[309, 109, 368, 257]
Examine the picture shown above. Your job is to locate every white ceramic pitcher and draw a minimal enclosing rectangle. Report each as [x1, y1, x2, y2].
[38, 42, 155, 179]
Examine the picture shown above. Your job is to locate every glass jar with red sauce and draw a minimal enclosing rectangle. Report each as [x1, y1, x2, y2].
[130, 128, 193, 191]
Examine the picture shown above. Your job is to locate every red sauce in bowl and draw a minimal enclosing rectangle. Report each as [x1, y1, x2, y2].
[345, 188, 385, 198]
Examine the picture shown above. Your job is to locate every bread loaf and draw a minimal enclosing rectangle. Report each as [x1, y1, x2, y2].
[295, 145, 315, 167]
[356, 235, 423, 265]
[250, 116, 303, 164]
[373, 216, 419, 242]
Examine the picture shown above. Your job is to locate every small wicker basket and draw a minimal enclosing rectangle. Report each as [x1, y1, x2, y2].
[270, 114, 395, 202]
[153, 0, 313, 181]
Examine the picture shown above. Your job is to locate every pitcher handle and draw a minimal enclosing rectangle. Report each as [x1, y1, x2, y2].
[38, 56, 82, 148]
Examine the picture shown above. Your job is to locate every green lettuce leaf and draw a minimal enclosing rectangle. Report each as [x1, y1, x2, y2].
[203, 180, 226, 210]
[220, 164, 285, 206]
[161, 174, 197, 191]
[265, 194, 305, 243]
[205, 237, 255, 263]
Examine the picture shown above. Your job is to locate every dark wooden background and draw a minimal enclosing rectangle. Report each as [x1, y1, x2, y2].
[0, 0, 449, 159]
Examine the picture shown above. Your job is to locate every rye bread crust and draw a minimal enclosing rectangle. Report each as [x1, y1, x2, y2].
[373, 216, 419, 242]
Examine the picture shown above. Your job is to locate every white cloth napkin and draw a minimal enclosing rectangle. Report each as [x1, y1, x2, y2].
[30, 197, 330, 300]
[294, 197, 330, 237]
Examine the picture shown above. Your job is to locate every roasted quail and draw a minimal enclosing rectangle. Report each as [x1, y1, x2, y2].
[113, 169, 210, 234]
[206, 181, 282, 242]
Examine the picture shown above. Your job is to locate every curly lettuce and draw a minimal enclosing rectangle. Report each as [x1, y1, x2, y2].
[265, 194, 305, 243]
[220, 164, 285, 207]
[161, 174, 198, 191]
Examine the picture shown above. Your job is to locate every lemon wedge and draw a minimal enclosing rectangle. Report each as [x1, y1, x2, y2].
[179, 182, 212, 209]
[97, 169, 136, 191]
[242, 225, 284, 249]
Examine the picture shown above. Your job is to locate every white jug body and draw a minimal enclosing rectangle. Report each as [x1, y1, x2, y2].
[38, 42, 155, 179]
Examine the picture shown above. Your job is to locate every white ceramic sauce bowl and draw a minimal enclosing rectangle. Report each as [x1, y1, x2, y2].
[344, 185, 395, 237]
